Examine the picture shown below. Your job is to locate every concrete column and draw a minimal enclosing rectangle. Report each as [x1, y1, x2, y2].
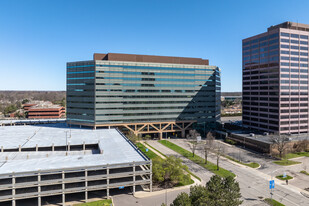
[83, 142, 86, 151]
[18, 145, 21, 152]
[159, 132, 163, 140]
[150, 161, 153, 192]
[36, 144, 38, 152]
[52, 143, 54, 152]
[68, 142, 70, 152]
[1, 146, 3, 152]
[181, 130, 185, 138]
[133, 162, 136, 195]
[85, 169, 88, 202]
[62, 171, 65, 206]
[38, 171, 41, 206]
[107, 165, 110, 199]
[12, 172, 16, 206]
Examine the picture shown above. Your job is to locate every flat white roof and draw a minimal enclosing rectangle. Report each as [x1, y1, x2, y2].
[0, 119, 66, 124]
[0, 124, 146, 175]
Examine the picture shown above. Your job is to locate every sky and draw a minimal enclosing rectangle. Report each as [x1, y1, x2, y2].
[0, 0, 309, 92]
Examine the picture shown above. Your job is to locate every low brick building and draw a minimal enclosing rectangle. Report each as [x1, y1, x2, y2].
[23, 102, 65, 119]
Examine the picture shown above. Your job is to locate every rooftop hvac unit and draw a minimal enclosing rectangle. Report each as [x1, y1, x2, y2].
[249, 133, 255, 137]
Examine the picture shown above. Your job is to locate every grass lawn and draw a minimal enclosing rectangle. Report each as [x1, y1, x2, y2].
[158, 140, 235, 178]
[136, 142, 159, 159]
[285, 152, 309, 159]
[74, 199, 112, 206]
[300, 170, 309, 176]
[144, 142, 167, 158]
[273, 159, 301, 166]
[223, 155, 260, 168]
[264, 198, 285, 206]
[276, 175, 293, 180]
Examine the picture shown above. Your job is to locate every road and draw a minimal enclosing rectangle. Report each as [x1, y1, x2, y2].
[161, 139, 309, 206]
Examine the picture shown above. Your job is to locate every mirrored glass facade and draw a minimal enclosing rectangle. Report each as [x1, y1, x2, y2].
[67, 54, 221, 129]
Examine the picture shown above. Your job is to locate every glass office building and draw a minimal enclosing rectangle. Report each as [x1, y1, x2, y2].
[67, 53, 220, 134]
[243, 22, 309, 134]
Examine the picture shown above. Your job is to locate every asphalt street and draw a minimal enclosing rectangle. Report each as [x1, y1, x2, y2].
[166, 139, 309, 206]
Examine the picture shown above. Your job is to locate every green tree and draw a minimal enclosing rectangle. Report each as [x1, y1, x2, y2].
[152, 156, 191, 187]
[190, 185, 208, 206]
[22, 99, 29, 104]
[171, 192, 191, 206]
[168, 175, 242, 206]
[206, 175, 242, 206]
[4, 104, 17, 115]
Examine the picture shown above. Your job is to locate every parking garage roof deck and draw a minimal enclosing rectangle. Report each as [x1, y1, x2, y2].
[0, 124, 147, 175]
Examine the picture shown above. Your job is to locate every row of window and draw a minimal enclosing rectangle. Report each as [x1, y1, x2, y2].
[281, 50, 308, 56]
[280, 39, 308, 45]
[281, 32, 308, 39]
[281, 86, 308, 90]
[281, 62, 308, 67]
[95, 64, 217, 72]
[95, 77, 213, 82]
[281, 126, 308, 130]
[243, 33, 278, 47]
[281, 44, 308, 50]
[281, 115, 308, 119]
[281, 68, 308, 73]
[281, 74, 308, 78]
[281, 80, 308, 84]
[281, 103, 308, 107]
[281, 56, 308, 61]
[281, 109, 308, 113]
[281, 121, 308, 125]
[243, 107, 278, 113]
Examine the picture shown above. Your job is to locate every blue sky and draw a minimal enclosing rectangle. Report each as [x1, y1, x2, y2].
[0, 0, 309, 92]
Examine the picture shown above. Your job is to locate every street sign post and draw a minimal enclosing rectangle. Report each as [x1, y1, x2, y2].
[269, 180, 275, 200]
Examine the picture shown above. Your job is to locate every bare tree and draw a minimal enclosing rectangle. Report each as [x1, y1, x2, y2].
[270, 135, 289, 159]
[203, 131, 215, 164]
[187, 130, 201, 157]
[215, 142, 223, 170]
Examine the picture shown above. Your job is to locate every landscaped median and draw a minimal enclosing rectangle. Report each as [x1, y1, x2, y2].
[74, 199, 112, 206]
[276, 175, 293, 181]
[222, 154, 260, 168]
[285, 151, 309, 159]
[264, 198, 285, 206]
[158, 140, 236, 178]
[300, 170, 309, 176]
[273, 159, 301, 166]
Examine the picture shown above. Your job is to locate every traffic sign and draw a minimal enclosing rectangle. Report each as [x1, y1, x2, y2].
[269, 180, 275, 189]
[283, 172, 286, 178]
[146, 148, 149, 152]
[119, 186, 124, 189]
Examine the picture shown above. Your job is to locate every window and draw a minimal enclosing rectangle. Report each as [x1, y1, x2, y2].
[291, 40, 299, 44]
[281, 50, 289, 54]
[281, 39, 289, 43]
[281, 32, 290, 37]
[291, 34, 299, 38]
[300, 35, 308, 39]
[281, 44, 289, 49]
